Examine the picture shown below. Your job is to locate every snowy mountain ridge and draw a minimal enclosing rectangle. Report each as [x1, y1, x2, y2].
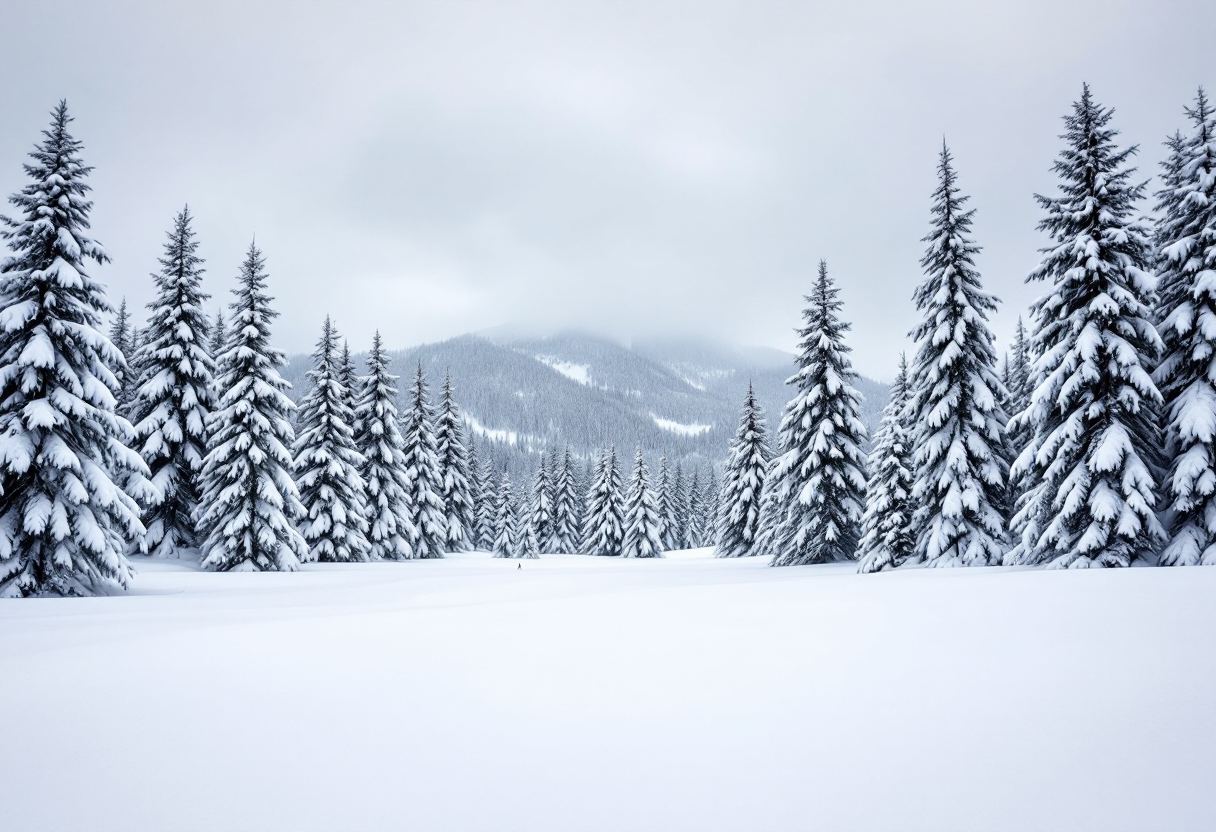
[284, 329, 888, 469]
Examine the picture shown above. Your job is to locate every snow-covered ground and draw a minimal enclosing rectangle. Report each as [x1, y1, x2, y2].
[651, 413, 713, 436]
[1, 551, 1212, 832]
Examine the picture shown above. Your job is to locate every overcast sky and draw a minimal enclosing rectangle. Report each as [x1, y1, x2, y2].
[1, 1, 1212, 379]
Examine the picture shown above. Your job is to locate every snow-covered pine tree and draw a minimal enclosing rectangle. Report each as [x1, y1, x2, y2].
[549, 445, 580, 553]
[716, 382, 770, 558]
[1009, 84, 1165, 569]
[1154, 88, 1216, 567]
[702, 469, 719, 549]
[474, 457, 497, 549]
[491, 472, 518, 558]
[198, 242, 306, 572]
[110, 296, 135, 417]
[131, 206, 216, 557]
[750, 458, 783, 558]
[435, 372, 475, 552]
[518, 488, 540, 559]
[400, 363, 448, 558]
[293, 317, 371, 563]
[769, 260, 869, 566]
[622, 449, 664, 558]
[352, 331, 413, 561]
[905, 143, 1009, 568]
[857, 354, 917, 573]
[1003, 317, 1034, 522]
[654, 455, 673, 550]
[527, 450, 554, 553]
[0, 102, 153, 597]
[209, 309, 226, 370]
[667, 461, 688, 550]
[582, 446, 625, 556]
[685, 469, 704, 548]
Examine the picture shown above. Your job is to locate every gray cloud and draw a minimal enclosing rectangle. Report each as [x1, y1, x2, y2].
[1, 0, 1211, 378]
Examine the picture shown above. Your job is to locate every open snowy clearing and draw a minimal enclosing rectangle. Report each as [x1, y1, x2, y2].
[1, 551, 1213, 832]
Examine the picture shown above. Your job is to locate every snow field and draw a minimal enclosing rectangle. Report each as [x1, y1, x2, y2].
[1, 550, 1213, 832]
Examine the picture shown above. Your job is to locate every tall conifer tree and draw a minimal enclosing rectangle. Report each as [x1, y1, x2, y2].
[400, 364, 447, 558]
[435, 371, 475, 552]
[491, 472, 518, 559]
[857, 355, 917, 573]
[1154, 89, 1216, 566]
[1009, 85, 1164, 568]
[622, 449, 664, 558]
[352, 331, 413, 561]
[132, 206, 216, 557]
[293, 317, 371, 563]
[550, 445, 580, 553]
[198, 242, 306, 572]
[582, 446, 625, 556]
[906, 144, 1009, 567]
[0, 102, 152, 596]
[769, 261, 869, 566]
[716, 382, 771, 557]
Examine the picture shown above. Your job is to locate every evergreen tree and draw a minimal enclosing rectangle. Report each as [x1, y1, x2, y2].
[1009, 85, 1165, 568]
[198, 242, 306, 572]
[474, 457, 497, 549]
[750, 458, 783, 558]
[209, 309, 226, 372]
[110, 296, 134, 417]
[622, 449, 664, 558]
[1154, 88, 1216, 567]
[668, 462, 689, 549]
[435, 372, 475, 551]
[528, 450, 554, 552]
[400, 364, 447, 558]
[857, 354, 917, 573]
[654, 455, 673, 550]
[491, 472, 518, 558]
[702, 469, 719, 549]
[131, 206, 217, 557]
[293, 317, 371, 563]
[0, 102, 152, 596]
[550, 445, 580, 553]
[352, 331, 413, 561]
[582, 446, 625, 556]
[906, 144, 1009, 568]
[769, 261, 869, 566]
[518, 489, 541, 559]
[716, 382, 771, 557]
[686, 469, 704, 547]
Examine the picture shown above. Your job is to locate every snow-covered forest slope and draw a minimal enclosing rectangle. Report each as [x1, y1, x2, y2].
[282, 329, 887, 469]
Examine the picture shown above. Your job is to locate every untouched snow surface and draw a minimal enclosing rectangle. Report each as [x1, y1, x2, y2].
[1, 551, 1213, 832]
[535, 354, 592, 385]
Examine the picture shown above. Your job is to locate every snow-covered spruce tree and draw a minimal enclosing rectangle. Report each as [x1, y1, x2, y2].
[906, 144, 1009, 568]
[528, 450, 554, 552]
[654, 455, 673, 550]
[622, 449, 664, 558]
[131, 206, 217, 557]
[435, 371, 475, 552]
[582, 446, 625, 556]
[749, 459, 784, 558]
[352, 331, 413, 561]
[491, 472, 518, 558]
[1009, 85, 1164, 568]
[400, 363, 448, 558]
[198, 242, 306, 572]
[209, 309, 226, 370]
[665, 461, 686, 549]
[518, 489, 540, 559]
[474, 457, 497, 549]
[702, 470, 719, 549]
[857, 354, 916, 573]
[1154, 88, 1216, 567]
[550, 445, 580, 553]
[293, 317, 371, 563]
[109, 296, 135, 417]
[685, 469, 704, 547]
[0, 102, 153, 597]
[716, 382, 770, 557]
[769, 260, 869, 566]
